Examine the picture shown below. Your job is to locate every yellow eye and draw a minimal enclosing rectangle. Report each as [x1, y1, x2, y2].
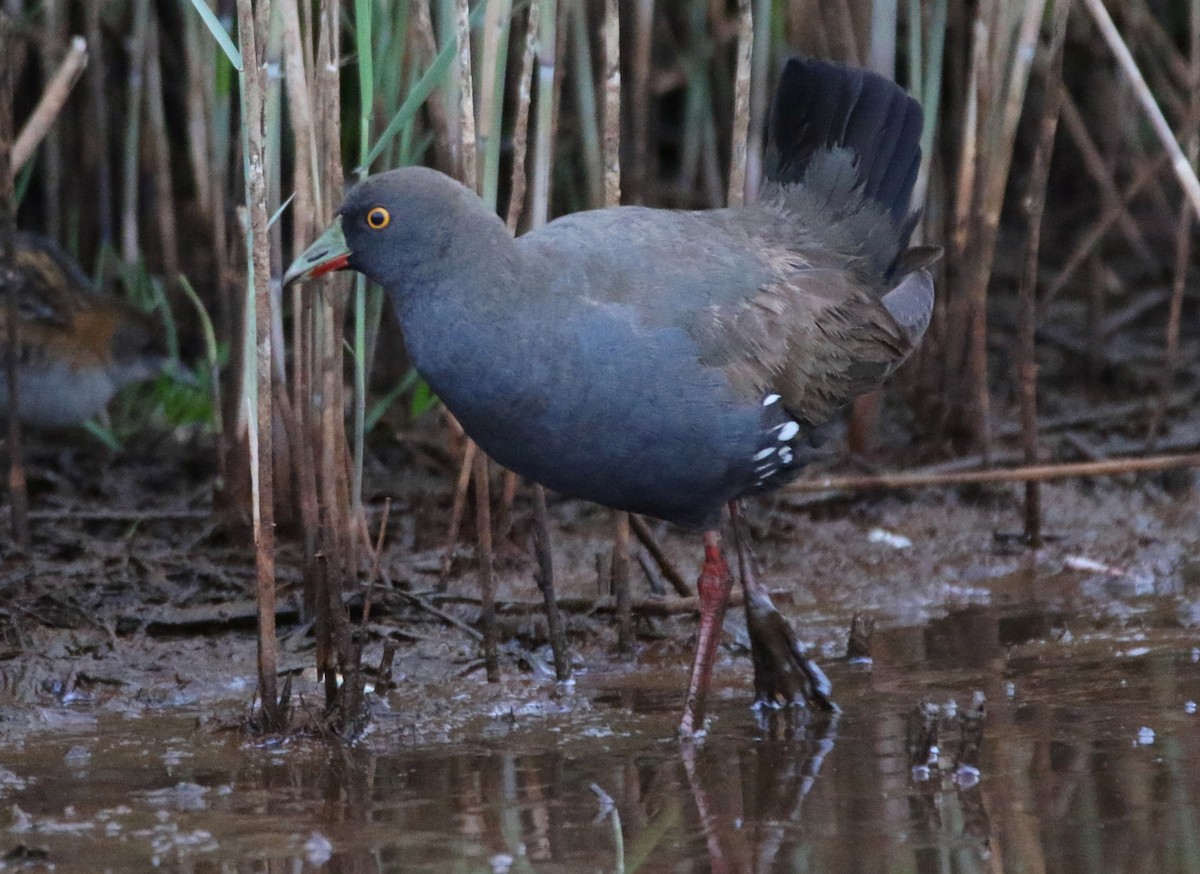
[366, 207, 390, 229]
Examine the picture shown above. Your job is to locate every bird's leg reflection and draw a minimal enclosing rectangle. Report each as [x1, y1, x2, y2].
[680, 712, 839, 873]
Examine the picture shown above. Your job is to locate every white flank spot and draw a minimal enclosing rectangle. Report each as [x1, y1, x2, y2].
[762, 393, 781, 406]
[777, 421, 800, 441]
[779, 448, 793, 464]
[753, 447, 775, 461]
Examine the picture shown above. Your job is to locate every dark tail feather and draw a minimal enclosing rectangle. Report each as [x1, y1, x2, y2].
[765, 58, 923, 233]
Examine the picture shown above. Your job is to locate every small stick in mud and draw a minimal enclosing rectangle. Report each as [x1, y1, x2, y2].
[629, 514, 692, 597]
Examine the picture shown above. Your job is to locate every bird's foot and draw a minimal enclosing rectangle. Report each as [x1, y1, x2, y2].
[744, 587, 836, 713]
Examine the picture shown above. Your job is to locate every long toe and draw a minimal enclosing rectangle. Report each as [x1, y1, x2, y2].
[744, 589, 836, 712]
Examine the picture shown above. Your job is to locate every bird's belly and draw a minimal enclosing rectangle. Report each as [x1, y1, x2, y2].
[430, 354, 759, 528]
[0, 363, 116, 427]
[403, 296, 764, 528]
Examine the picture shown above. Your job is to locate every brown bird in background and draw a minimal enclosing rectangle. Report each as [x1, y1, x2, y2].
[0, 231, 165, 428]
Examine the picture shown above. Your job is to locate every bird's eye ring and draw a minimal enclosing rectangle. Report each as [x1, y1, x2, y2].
[366, 207, 390, 230]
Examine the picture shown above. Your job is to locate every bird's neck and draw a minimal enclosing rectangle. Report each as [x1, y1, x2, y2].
[389, 212, 525, 390]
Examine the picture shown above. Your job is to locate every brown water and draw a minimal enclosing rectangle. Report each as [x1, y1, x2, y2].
[3, 587, 1199, 874]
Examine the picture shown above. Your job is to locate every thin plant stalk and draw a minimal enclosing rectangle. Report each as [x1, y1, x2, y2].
[479, 0, 513, 210]
[728, 0, 752, 207]
[744, 0, 770, 203]
[121, 0, 151, 264]
[235, 0, 282, 732]
[0, 13, 28, 550]
[85, 2, 112, 242]
[38, 2, 64, 240]
[505, 0, 539, 232]
[528, 0, 567, 678]
[1016, 0, 1071, 547]
[145, 17, 180, 287]
[10, 35, 87, 179]
[352, 0, 374, 528]
[1149, 0, 1200, 445]
[869, 0, 896, 74]
[602, 0, 620, 207]
[628, 0, 652, 203]
[531, 0, 557, 227]
[599, 0, 631, 654]
[1081, 0, 1200, 221]
[474, 450, 499, 682]
[571, 0, 603, 207]
[456, 0, 477, 189]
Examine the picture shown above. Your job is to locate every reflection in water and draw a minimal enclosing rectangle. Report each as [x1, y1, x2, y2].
[3, 602, 1200, 872]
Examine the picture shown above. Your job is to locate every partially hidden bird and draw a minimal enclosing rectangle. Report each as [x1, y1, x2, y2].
[0, 231, 166, 428]
[285, 58, 938, 735]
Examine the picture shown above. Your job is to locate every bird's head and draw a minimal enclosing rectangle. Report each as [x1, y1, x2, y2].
[283, 166, 487, 291]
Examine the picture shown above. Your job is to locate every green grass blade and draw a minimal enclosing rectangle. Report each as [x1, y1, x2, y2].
[363, 1, 487, 171]
[182, 0, 243, 71]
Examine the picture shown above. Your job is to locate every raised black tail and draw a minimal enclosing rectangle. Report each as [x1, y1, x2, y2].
[763, 58, 925, 272]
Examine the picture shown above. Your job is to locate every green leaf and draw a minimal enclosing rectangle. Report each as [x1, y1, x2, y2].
[183, 0, 243, 71]
[83, 419, 123, 451]
[410, 376, 438, 418]
[362, 1, 488, 171]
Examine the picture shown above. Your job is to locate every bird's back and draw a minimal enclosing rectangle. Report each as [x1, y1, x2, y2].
[401, 59, 935, 527]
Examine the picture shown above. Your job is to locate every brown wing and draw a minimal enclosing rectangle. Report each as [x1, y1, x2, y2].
[0, 233, 153, 372]
[684, 264, 916, 426]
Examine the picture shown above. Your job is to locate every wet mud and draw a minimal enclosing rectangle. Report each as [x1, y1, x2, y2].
[1, 437, 1198, 871]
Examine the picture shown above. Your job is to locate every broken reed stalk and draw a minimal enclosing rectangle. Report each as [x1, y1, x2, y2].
[1081, 0, 1200, 221]
[1016, 0, 1072, 548]
[0, 13, 29, 551]
[628, 514, 692, 597]
[235, 0, 282, 732]
[786, 451, 1200, 493]
[10, 35, 86, 178]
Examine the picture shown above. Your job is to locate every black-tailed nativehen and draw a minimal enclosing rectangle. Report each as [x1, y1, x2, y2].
[285, 57, 937, 736]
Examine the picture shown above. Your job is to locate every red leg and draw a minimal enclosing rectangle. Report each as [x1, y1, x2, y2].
[679, 530, 733, 737]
